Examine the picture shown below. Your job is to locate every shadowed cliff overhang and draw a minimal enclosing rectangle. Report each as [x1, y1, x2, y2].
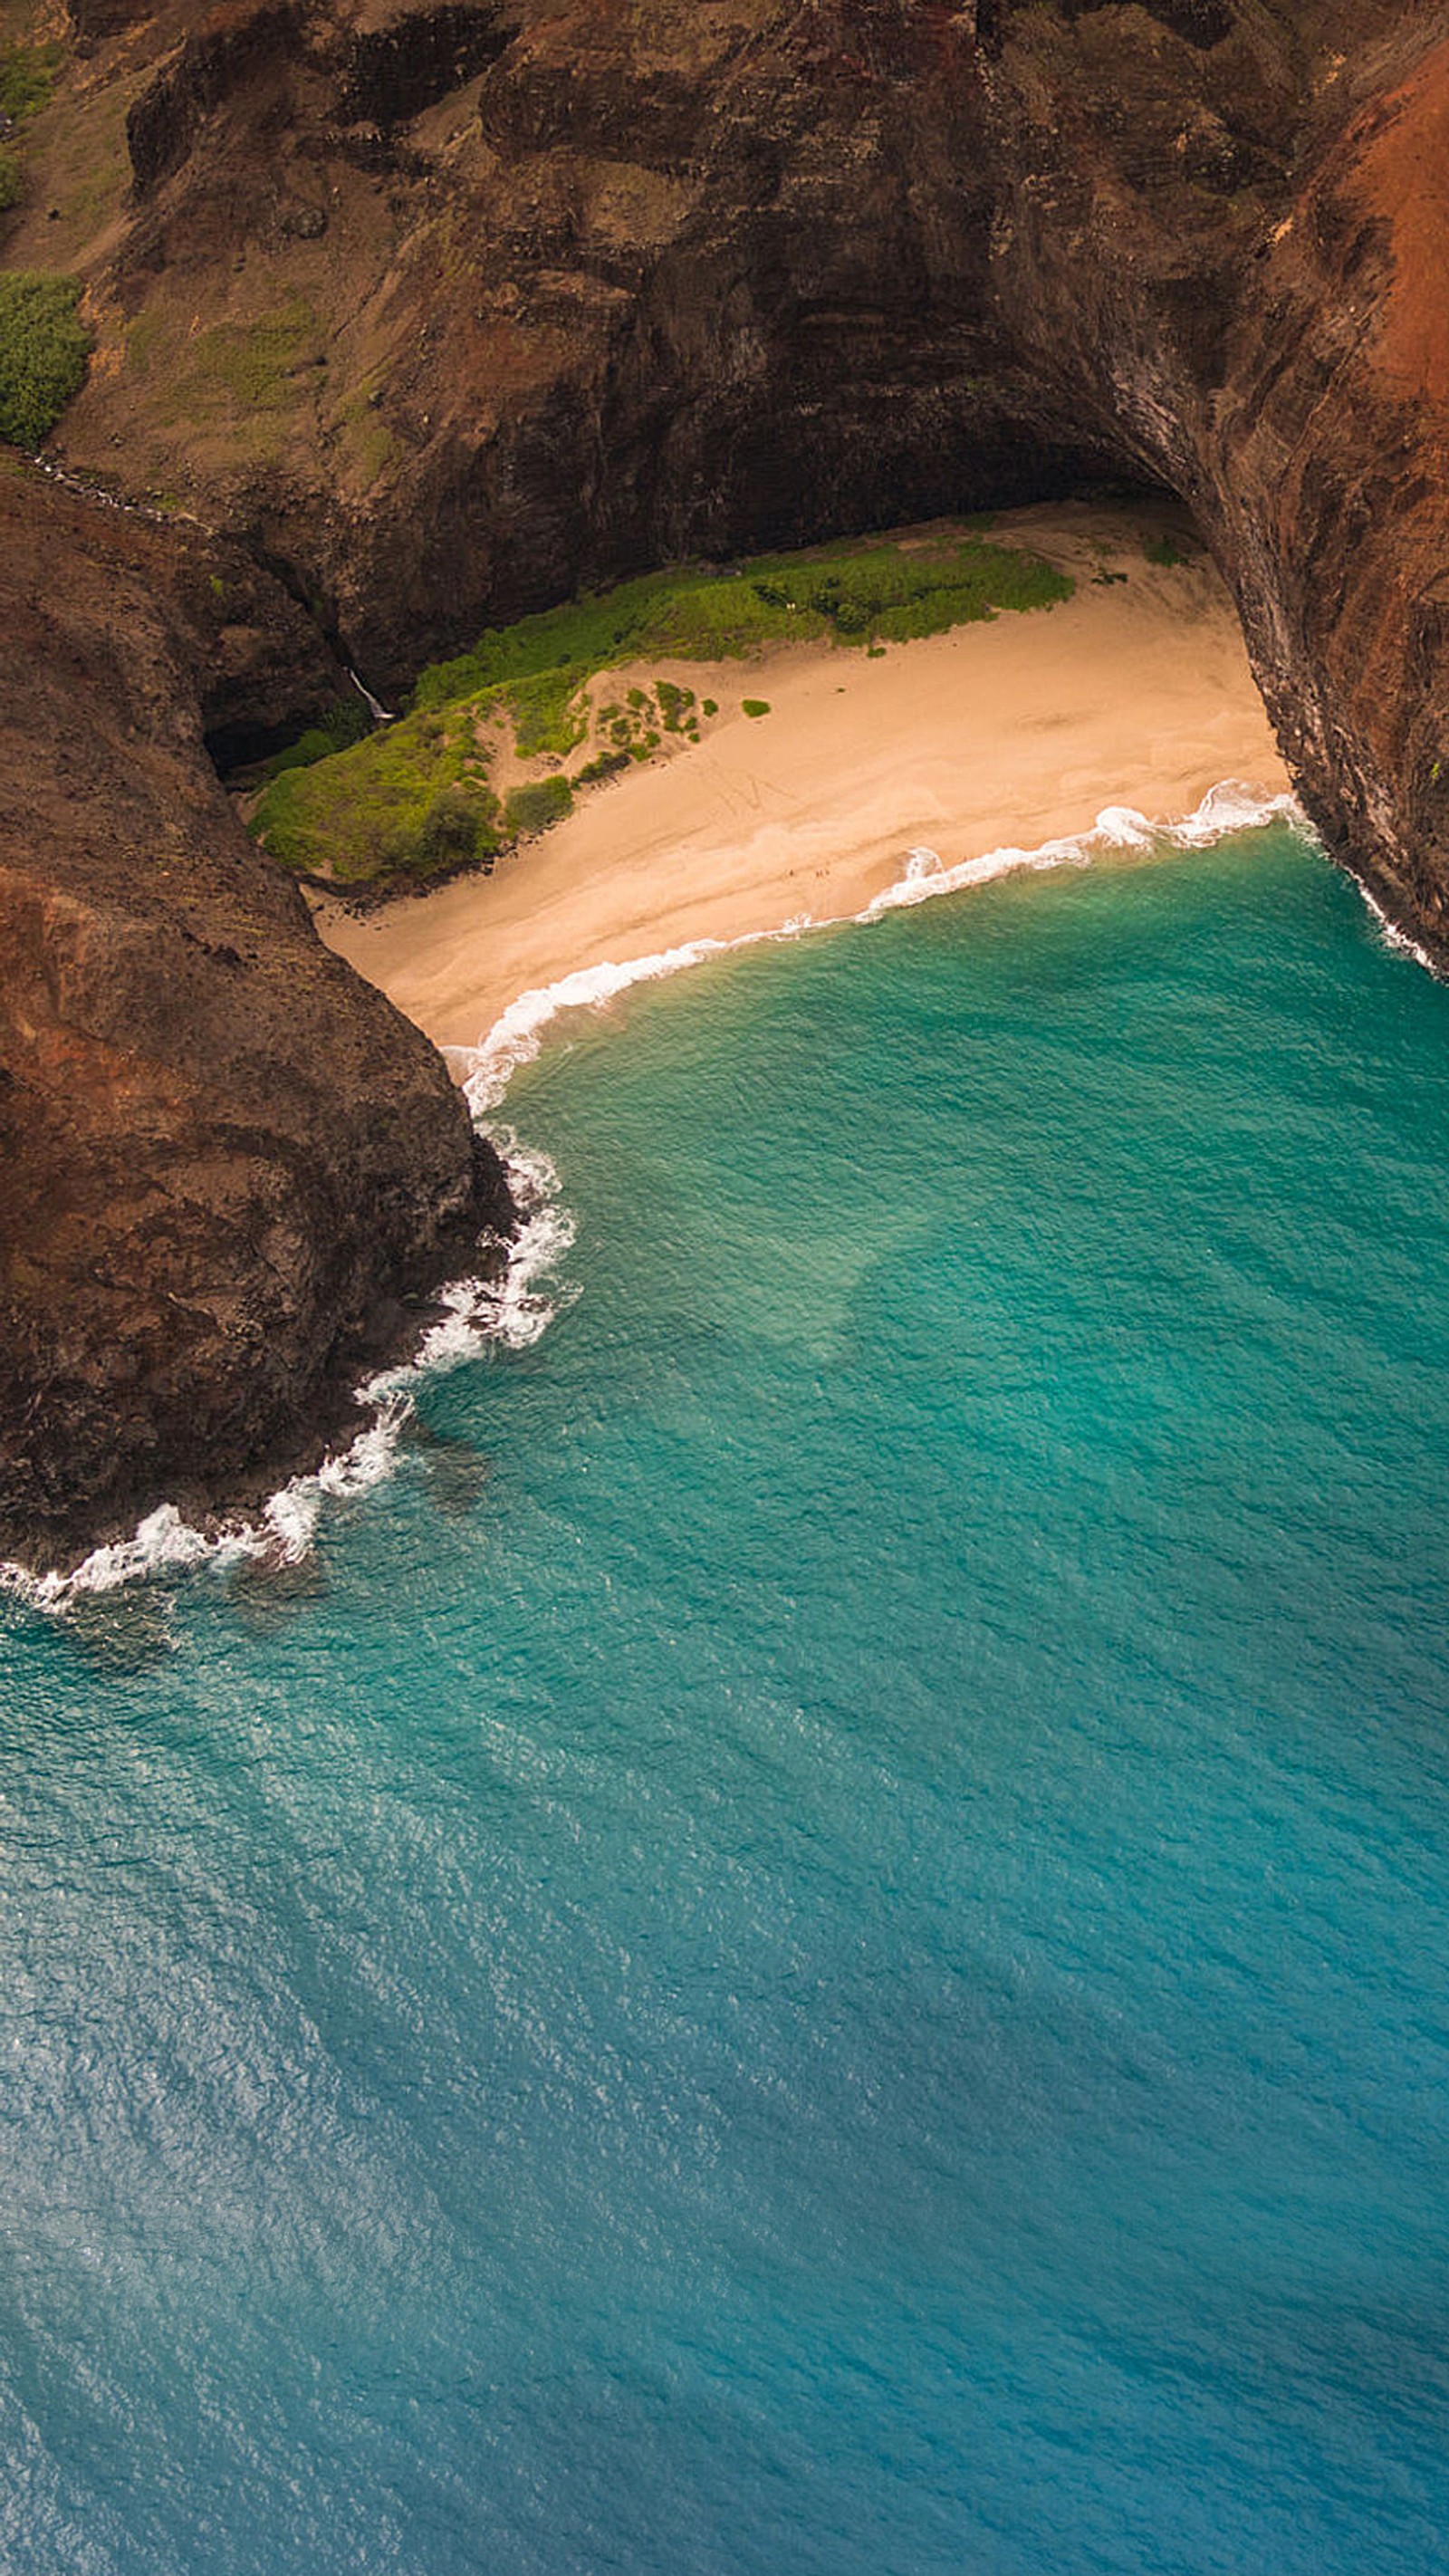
[9, 0, 1449, 1563]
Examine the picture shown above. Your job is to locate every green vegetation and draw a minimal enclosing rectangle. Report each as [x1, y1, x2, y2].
[257, 698, 372, 782]
[251, 529, 1074, 886]
[0, 146, 23, 212]
[413, 532, 1070, 716]
[506, 667, 589, 760]
[197, 303, 322, 409]
[333, 386, 398, 493]
[417, 785, 496, 873]
[1145, 533, 1189, 569]
[656, 679, 698, 735]
[0, 272, 89, 447]
[598, 687, 673, 763]
[576, 747, 631, 786]
[127, 294, 325, 445]
[504, 775, 575, 838]
[248, 708, 501, 886]
[741, 535, 1070, 644]
[0, 40, 60, 124]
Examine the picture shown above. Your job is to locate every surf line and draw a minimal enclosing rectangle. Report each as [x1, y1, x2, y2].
[0, 1139, 573, 1611]
[1, 777, 1315, 1610]
[450, 779, 1310, 1114]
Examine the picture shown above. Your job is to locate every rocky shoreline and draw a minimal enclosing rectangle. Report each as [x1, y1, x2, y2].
[6, 0, 1449, 1566]
[0, 470, 513, 1572]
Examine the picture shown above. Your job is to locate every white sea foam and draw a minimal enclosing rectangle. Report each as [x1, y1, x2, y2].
[454, 946, 741, 1114]
[0, 778, 1317, 1611]
[1351, 871, 1441, 974]
[450, 780, 1311, 1107]
[2, 1145, 572, 1612]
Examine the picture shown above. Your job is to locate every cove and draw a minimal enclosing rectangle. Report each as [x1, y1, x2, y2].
[4, 823, 1449, 2574]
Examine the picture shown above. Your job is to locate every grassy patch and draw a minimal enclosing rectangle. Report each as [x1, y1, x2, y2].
[0, 145, 22, 211]
[250, 709, 501, 886]
[505, 665, 590, 760]
[128, 294, 324, 439]
[187, 300, 323, 412]
[414, 532, 1070, 720]
[744, 536, 1070, 643]
[0, 39, 59, 123]
[0, 272, 89, 447]
[1145, 533, 1188, 569]
[256, 528, 1073, 884]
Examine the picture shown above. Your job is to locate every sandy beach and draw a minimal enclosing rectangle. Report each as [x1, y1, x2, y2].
[319, 505, 1291, 1057]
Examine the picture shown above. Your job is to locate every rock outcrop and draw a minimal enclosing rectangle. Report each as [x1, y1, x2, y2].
[26, 0, 1449, 929]
[0, 471, 511, 1568]
[5, 0, 1449, 1558]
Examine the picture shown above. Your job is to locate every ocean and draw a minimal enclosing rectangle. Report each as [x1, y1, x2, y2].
[4, 817, 1449, 2573]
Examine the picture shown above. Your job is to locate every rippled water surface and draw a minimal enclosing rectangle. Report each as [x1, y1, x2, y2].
[5, 825, 1449, 2574]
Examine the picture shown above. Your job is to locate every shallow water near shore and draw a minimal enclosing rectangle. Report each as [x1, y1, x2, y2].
[5, 822, 1449, 2573]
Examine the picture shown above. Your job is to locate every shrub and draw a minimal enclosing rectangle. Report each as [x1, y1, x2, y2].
[0, 148, 23, 214]
[1145, 533, 1188, 569]
[0, 273, 90, 447]
[504, 774, 574, 838]
[506, 665, 588, 758]
[656, 679, 696, 732]
[250, 706, 497, 882]
[575, 748, 631, 786]
[417, 785, 491, 871]
[742, 698, 772, 719]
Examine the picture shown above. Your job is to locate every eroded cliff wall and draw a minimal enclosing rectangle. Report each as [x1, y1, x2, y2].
[0, 471, 511, 1566]
[24, 0, 1449, 914]
[5, 0, 1449, 1559]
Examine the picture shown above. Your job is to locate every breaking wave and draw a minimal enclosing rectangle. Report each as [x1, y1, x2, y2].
[450, 781, 1310, 1109]
[3, 779, 1330, 1610]
[1351, 872, 1441, 974]
[1, 1140, 573, 1611]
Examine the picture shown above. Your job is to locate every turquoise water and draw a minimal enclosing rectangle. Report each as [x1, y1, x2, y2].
[5, 825, 1449, 2573]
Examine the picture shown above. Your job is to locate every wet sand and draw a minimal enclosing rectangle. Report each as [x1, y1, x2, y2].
[319, 505, 1291, 1057]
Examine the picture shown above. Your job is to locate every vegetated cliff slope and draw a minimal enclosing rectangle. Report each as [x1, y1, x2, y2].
[0, 467, 512, 1567]
[5, 0, 1449, 1561]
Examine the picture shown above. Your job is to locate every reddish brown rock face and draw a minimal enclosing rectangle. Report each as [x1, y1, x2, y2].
[0, 476, 511, 1568]
[35, 0, 1449, 910]
[6, 0, 1449, 1559]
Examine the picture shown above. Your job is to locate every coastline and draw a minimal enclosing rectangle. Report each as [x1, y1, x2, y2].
[318, 505, 1291, 1059]
[5, 506, 1294, 1606]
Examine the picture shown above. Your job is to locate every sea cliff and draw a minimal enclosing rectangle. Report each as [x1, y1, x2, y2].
[5, 0, 1449, 1560]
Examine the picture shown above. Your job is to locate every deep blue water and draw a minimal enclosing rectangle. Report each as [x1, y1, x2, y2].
[5, 826, 1449, 2573]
